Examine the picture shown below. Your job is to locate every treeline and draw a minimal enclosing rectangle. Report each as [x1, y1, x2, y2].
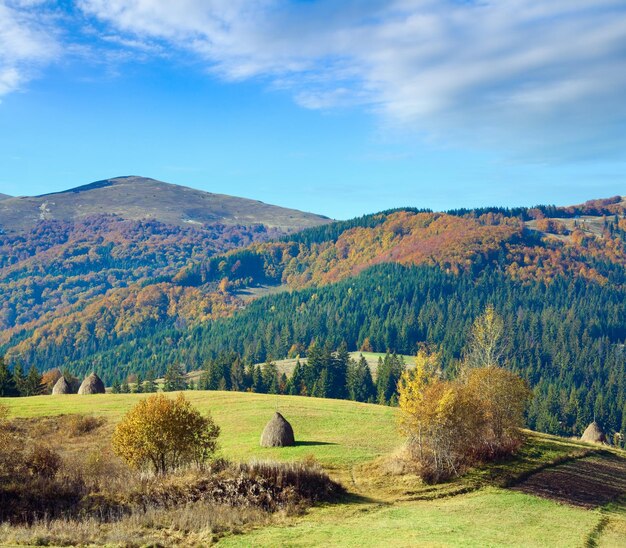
[0, 357, 45, 397]
[446, 195, 624, 221]
[196, 345, 405, 405]
[281, 208, 431, 246]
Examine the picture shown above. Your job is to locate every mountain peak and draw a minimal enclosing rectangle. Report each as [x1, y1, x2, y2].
[0, 176, 331, 233]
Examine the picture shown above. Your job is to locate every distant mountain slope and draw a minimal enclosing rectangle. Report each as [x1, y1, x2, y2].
[0, 176, 330, 233]
[0, 193, 11, 201]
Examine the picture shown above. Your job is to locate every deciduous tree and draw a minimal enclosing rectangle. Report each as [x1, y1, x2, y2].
[112, 393, 220, 474]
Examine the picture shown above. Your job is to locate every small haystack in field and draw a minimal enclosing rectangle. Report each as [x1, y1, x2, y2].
[260, 412, 295, 447]
[52, 376, 72, 395]
[581, 421, 607, 444]
[78, 373, 106, 395]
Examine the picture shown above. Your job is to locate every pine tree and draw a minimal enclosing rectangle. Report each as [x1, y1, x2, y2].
[348, 355, 376, 402]
[163, 364, 187, 391]
[134, 373, 144, 393]
[24, 364, 43, 396]
[252, 365, 264, 393]
[262, 361, 279, 394]
[328, 344, 349, 399]
[312, 368, 329, 398]
[12, 362, 27, 396]
[112, 380, 121, 394]
[230, 356, 245, 391]
[120, 379, 131, 394]
[289, 359, 305, 395]
[0, 357, 16, 397]
[144, 370, 158, 393]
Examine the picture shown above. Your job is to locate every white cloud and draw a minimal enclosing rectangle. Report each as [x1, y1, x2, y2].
[74, 0, 626, 158]
[0, 0, 60, 97]
[2, 0, 625, 159]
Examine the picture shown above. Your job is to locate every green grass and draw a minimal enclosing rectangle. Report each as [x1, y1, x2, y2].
[3, 391, 401, 471]
[3, 391, 625, 547]
[219, 488, 599, 547]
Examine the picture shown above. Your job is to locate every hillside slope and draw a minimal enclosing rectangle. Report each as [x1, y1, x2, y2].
[3, 392, 625, 547]
[0, 193, 10, 201]
[0, 176, 330, 233]
[2, 196, 626, 440]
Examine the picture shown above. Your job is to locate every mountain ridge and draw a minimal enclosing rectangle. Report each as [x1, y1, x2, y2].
[0, 176, 331, 233]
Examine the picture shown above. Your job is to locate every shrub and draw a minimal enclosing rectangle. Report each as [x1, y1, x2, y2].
[66, 415, 104, 437]
[112, 393, 220, 474]
[26, 445, 62, 480]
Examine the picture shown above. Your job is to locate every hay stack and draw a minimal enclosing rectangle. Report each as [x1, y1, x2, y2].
[78, 373, 106, 395]
[581, 421, 606, 444]
[260, 412, 295, 447]
[52, 376, 72, 395]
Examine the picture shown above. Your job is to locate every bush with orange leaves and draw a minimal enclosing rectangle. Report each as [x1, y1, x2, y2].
[112, 393, 220, 475]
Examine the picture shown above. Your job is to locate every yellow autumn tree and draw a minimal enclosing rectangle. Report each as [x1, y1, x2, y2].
[398, 349, 442, 459]
[464, 366, 532, 456]
[399, 344, 531, 482]
[398, 349, 483, 482]
[112, 393, 220, 474]
[464, 304, 505, 369]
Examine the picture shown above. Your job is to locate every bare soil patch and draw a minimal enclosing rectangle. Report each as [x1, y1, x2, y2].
[512, 452, 626, 508]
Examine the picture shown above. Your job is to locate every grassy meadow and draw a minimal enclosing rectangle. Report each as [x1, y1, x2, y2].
[3, 391, 626, 547]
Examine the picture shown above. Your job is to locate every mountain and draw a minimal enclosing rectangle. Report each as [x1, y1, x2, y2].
[1, 194, 626, 441]
[0, 176, 330, 357]
[0, 176, 330, 233]
[0, 193, 10, 201]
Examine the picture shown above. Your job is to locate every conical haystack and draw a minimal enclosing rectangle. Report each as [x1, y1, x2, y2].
[260, 412, 295, 447]
[581, 421, 606, 444]
[52, 376, 72, 395]
[78, 373, 105, 395]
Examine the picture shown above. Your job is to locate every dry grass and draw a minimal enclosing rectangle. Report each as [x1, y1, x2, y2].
[0, 410, 342, 546]
[0, 503, 271, 547]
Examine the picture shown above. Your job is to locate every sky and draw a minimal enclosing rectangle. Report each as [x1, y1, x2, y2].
[1, 1, 626, 219]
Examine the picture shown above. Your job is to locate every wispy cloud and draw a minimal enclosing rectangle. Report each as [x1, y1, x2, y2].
[4, 1, 626, 160]
[73, 0, 626, 159]
[0, 0, 60, 97]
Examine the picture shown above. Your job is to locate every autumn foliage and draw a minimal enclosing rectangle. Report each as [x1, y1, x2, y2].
[399, 308, 531, 482]
[112, 393, 220, 474]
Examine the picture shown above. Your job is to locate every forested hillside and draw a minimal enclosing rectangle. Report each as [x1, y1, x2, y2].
[1, 195, 626, 440]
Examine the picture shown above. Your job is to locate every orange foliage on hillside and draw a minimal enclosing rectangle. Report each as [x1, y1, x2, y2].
[282, 212, 523, 286]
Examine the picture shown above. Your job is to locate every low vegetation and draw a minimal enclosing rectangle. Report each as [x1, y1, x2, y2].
[2, 392, 625, 547]
[0, 396, 342, 546]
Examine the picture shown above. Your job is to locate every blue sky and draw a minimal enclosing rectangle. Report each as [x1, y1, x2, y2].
[1, 1, 626, 219]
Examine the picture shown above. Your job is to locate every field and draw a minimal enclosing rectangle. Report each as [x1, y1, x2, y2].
[254, 352, 415, 378]
[3, 391, 626, 547]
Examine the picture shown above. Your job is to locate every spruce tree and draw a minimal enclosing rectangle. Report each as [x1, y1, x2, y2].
[144, 370, 158, 393]
[348, 355, 376, 402]
[164, 364, 187, 391]
[24, 365, 43, 396]
[289, 359, 305, 395]
[0, 357, 17, 397]
[134, 373, 144, 393]
[12, 362, 27, 397]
